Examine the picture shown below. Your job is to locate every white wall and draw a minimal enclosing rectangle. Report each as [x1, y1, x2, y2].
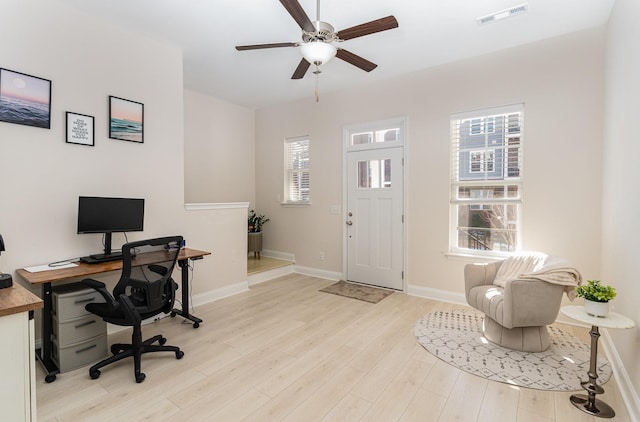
[184, 89, 255, 204]
[0, 0, 247, 338]
[602, 0, 640, 416]
[255, 28, 605, 295]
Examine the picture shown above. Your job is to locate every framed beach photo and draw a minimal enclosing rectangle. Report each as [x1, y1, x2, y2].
[109, 96, 144, 143]
[66, 112, 94, 146]
[0, 68, 51, 129]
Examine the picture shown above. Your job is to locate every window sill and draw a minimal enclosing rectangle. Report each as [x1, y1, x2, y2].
[280, 202, 311, 207]
[444, 251, 507, 263]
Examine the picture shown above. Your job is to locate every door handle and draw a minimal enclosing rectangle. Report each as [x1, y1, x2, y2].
[346, 221, 353, 226]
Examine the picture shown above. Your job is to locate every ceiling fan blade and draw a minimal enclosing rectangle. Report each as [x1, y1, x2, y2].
[336, 49, 377, 72]
[279, 0, 315, 33]
[235, 42, 297, 51]
[337, 15, 399, 41]
[292, 59, 311, 79]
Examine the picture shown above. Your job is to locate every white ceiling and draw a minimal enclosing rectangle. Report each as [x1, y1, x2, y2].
[56, 0, 614, 110]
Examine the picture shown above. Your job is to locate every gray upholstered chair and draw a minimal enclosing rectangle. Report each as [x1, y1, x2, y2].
[464, 260, 565, 352]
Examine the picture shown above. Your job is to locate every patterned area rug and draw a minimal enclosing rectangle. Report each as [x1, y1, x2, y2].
[414, 309, 611, 391]
[319, 280, 394, 304]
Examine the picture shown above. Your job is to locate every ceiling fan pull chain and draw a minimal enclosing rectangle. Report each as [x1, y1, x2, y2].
[315, 71, 320, 102]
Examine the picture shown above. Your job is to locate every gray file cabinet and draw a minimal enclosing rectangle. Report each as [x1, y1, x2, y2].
[52, 284, 107, 373]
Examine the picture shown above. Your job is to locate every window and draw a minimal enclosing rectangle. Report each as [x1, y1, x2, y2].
[469, 150, 495, 173]
[450, 104, 523, 255]
[351, 128, 399, 146]
[469, 117, 495, 135]
[284, 136, 310, 203]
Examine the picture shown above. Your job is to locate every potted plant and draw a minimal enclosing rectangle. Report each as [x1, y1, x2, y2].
[576, 279, 616, 317]
[248, 210, 269, 258]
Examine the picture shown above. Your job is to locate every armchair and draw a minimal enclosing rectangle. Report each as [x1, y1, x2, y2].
[465, 259, 566, 352]
[82, 236, 185, 383]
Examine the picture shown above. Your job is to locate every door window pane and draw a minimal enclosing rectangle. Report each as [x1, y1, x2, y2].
[351, 128, 400, 146]
[358, 159, 391, 188]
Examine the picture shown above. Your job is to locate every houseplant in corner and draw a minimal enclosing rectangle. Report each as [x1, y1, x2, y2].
[576, 279, 617, 317]
[248, 209, 269, 259]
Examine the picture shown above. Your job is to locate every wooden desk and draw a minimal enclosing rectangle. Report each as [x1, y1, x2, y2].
[17, 247, 210, 383]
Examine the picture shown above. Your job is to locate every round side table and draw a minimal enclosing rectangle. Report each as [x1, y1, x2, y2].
[561, 305, 635, 418]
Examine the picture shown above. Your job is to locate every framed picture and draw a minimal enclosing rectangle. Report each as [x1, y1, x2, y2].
[66, 112, 94, 146]
[109, 96, 144, 143]
[0, 68, 51, 129]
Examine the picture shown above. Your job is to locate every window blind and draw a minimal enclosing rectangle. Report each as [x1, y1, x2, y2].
[284, 137, 310, 203]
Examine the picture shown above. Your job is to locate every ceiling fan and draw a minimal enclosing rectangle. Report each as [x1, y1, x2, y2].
[235, 0, 399, 80]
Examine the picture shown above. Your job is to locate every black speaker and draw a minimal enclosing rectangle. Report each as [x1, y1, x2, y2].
[0, 273, 12, 289]
[0, 234, 13, 289]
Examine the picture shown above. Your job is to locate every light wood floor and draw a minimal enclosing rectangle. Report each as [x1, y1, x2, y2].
[247, 256, 294, 275]
[36, 274, 631, 421]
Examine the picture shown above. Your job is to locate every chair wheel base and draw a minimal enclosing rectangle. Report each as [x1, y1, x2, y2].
[90, 369, 101, 380]
[176, 350, 185, 359]
[135, 372, 146, 383]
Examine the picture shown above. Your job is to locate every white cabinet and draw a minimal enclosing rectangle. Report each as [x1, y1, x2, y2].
[0, 284, 42, 422]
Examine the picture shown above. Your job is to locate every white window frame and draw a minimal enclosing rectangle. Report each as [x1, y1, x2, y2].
[449, 104, 524, 257]
[283, 136, 310, 204]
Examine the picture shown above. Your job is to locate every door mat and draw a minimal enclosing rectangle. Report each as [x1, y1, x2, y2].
[319, 280, 394, 304]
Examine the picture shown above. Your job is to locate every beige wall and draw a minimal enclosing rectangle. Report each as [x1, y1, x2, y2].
[0, 1, 248, 339]
[602, 0, 640, 415]
[184, 89, 255, 204]
[255, 28, 605, 295]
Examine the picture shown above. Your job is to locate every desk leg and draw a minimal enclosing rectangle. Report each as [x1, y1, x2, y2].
[36, 282, 60, 383]
[170, 258, 203, 328]
[569, 325, 615, 418]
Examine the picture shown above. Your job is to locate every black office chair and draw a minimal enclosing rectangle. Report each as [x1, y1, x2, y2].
[82, 236, 185, 383]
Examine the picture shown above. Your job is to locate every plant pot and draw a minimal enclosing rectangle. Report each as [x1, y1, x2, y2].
[248, 232, 263, 258]
[584, 299, 609, 317]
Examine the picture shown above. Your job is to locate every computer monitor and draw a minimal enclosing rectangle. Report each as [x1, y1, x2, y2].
[77, 196, 144, 262]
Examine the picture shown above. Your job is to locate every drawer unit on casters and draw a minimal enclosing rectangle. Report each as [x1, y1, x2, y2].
[51, 283, 108, 373]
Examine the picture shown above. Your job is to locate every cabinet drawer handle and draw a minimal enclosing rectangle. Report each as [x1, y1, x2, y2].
[75, 297, 96, 304]
[75, 320, 97, 329]
[75, 344, 97, 354]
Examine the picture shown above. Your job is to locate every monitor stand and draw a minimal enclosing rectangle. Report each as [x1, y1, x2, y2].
[80, 253, 122, 264]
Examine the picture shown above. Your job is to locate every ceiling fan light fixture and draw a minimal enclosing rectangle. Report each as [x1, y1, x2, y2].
[300, 41, 337, 66]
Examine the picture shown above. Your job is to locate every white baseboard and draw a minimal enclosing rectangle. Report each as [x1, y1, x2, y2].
[261, 249, 296, 262]
[601, 329, 640, 421]
[293, 265, 342, 281]
[190, 280, 250, 308]
[248, 265, 294, 286]
[407, 284, 466, 305]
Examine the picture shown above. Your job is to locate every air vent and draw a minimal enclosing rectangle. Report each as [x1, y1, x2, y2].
[477, 3, 528, 25]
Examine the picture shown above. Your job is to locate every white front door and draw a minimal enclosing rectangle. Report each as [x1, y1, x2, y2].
[346, 147, 404, 290]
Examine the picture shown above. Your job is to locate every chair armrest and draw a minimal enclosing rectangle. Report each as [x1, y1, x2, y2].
[502, 279, 564, 327]
[82, 278, 116, 305]
[118, 294, 142, 325]
[464, 261, 502, 301]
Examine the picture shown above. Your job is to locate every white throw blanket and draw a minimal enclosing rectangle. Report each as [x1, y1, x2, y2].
[493, 252, 583, 300]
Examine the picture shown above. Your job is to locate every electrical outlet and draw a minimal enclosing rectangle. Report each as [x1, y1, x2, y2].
[320, 252, 325, 261]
